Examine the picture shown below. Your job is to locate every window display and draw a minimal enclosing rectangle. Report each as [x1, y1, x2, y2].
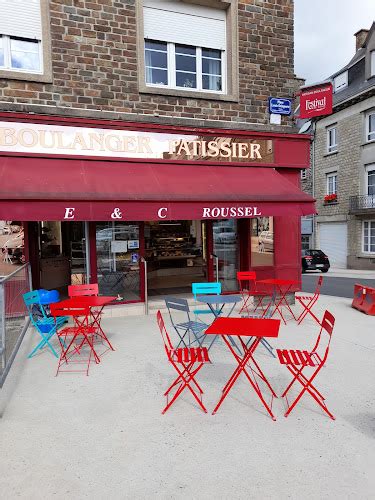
[251, 217, 274, 267]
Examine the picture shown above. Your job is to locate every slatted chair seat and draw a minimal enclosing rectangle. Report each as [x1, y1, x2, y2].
[296, 295, 314, 301]
[170, 347, 210, 364]
[175, 320, 207, 334]
[58, 325, 97, 336]
[277, 349, 322, 367]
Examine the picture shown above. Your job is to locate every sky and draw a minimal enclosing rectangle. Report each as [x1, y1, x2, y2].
[294, 0, 375, 85]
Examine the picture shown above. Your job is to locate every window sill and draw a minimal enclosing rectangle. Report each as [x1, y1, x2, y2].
[323, 150, 338, 157]
[139, 83, 239, 102]
[323, 201, 338, 206]
[362, 139, 375, 146]
[0, 68, 52, 84]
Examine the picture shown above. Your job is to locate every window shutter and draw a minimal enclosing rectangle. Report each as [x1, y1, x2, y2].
[0, 0, 42, 40]
[143, 1, 226, 50]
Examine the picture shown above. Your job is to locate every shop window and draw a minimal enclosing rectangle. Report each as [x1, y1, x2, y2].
[251, 217, 274, 267]
[96, 222, 141, 302]
[326, 172, 337, 195]
[0, 0, 51, 82]
[326, 125, 337, 153]
[363, 220, 375, 253]
[366, 112, 375, 142]
[142, 1, 228, 95]
[145, 220, 205, 295]
[0, 221, 24, 273]
[213, 219, 238, 291]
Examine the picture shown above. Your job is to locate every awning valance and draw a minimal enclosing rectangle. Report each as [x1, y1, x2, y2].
[0, 157, 315, 221]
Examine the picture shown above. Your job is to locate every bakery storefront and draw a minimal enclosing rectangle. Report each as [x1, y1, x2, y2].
[0, 114, 313, 303]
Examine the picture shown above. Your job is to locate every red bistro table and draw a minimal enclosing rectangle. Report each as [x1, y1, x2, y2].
[58, 296, 116, 355]
[257, 279, 300, 325]
[204, 317, 280, 420]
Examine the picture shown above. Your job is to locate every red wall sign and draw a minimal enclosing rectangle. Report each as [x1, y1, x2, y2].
[299, 84, 333, 119]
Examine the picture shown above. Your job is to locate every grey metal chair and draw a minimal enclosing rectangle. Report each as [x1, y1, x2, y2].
[242, 290, 277, 357]
[165, 297, 208, 348]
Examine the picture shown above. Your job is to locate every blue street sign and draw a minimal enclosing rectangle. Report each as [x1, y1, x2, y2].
[268, 97, 292, 115]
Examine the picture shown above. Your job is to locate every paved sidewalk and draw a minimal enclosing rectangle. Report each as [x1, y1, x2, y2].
[0, 296, 375, 499]
[322, 268, 375, 279]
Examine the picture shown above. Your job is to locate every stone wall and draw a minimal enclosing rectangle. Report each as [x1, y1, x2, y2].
[0, 0, 298, 130]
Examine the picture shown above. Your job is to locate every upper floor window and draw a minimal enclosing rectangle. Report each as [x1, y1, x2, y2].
[327, 125, 337, 153]
[367, 112, 375, 142]
[366, 165, 375, 196]
[371, 51, 375, 77]
[143, 1, 226, 94]
[0, 36, 41, 73]
[326, 172, 338, 195]
[300, 169, 307, 180]
[333, 71, 348, 92]
[0, 0, 51, 81]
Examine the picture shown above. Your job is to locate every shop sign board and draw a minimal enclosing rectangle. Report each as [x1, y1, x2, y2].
[299, 84, 333, 119]
[0, 121, 274, 163]
[268, 97, 292, 115]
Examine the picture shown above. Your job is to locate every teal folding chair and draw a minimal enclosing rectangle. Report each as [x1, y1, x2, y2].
[192, 282, 222, 320]
[23, 290, 65, 359]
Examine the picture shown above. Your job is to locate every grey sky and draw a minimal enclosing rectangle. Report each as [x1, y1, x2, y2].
[294, 0, 375, 85]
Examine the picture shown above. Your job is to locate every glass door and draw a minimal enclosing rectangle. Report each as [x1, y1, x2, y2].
[95, 221, 141, 301]
[212, 219, 239, 291]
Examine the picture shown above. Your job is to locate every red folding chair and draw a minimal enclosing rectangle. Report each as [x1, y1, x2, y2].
[296, 276, 323, 325]
[156, 310, 211, 414]
[50, 303, 99, 376]
[277, 310, 335, 420]
[237, 271, 270, 316]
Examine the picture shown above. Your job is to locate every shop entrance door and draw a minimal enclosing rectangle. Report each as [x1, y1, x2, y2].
[212, 219, 239, 291]
[145, 220, 207, 296]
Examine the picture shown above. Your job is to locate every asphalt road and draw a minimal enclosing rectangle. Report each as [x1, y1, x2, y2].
[301, 273, 375, 298]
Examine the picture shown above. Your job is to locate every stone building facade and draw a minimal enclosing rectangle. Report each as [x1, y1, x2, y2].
[0, 0, 298, 131]
[313, 24, 375, 269]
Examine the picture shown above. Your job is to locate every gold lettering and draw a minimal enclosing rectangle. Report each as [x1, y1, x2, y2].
[220, 141, 231, 158]
[168, 139, 179, 154]
[18, 129, 38, 148]
[39, 130, 56, 149]
[177, 140, 191, 156]
[70, 132, 89, 150]
[207, 141, 219, 157]
[0, 127, 17, 146]
[105, 134, 122, 152]
[123, 136, 137, 153]
[250, 143, 262, 159]
[191, 140, 200, 157]
[137, 136, 152, 154]
[88, 133, 105, 151]
[238, 143, 249, 158]
[231, 142, 238, 158]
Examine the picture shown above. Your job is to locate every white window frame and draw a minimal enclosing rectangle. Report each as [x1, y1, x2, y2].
[327, 125, 338, 153]
[362, 220, 375, 254]
[365, 164, 375, 196]
[144, 40, 226, 94]
[334, 71, 348, 92]
[326, 172, 338, 195]
[300, 169, 307, 180]
[366, 112, 375, 142]
[0, 34, 43, 74]
[371, 51, 375, 77]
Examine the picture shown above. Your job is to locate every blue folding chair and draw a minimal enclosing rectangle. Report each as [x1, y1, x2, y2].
[23, 290, 65, 359]
[165, 297, 208, 348]
[192, 282, 222, 320]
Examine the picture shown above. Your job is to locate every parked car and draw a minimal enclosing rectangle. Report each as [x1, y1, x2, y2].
[213, 226, 236, 244]
[258, 231, 274, 252]
[302, 249, 330, 273]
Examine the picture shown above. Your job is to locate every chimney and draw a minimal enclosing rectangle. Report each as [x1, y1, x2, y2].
[354, 29, 369, 51]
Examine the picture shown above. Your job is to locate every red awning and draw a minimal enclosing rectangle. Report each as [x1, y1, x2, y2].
[0, 156, 315, 221]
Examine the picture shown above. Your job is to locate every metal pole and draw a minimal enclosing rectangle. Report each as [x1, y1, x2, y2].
[140, 257, 148, 315]
[211, 253, 219, 283]
[27, 262, 33, 291]
[0, 280, 5, 375]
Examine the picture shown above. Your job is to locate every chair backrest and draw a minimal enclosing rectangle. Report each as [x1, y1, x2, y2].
[165, 297, 190, 326]
[68, 284, 99, 298]
[313, 310, 335, 362]
[23, 290, 41, 308]
[156, 310, 173, 351]
[192, 282, 221, 298]
[237, 271, 257, 293]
